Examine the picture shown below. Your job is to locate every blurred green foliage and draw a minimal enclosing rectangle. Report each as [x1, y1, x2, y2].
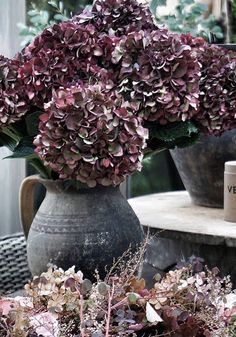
[28, 0, 87, 13]
[150, 0, 223, 40]
[19, 0, 92, 46]
[232, 0, 236, 42]
[131, 152, 183, 197]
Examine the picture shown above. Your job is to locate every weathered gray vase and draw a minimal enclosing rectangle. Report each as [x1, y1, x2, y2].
[170, 129, 236, 208]
[19, 175, 143, 279]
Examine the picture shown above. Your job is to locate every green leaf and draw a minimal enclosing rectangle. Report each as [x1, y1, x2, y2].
[54, 13, 67, 21]
[128, 292, 138, 303]
[147, 120, 199, 140]
[191, 3, 207, 15]
[97, 282, 108, 296]
[81, 279, 93, 295]
[25, 111, 42, 137]
[0, 133, 18, 151]
[153, 273, 162, 282]
[4, 137, 35, 159]
[59, 1, 64, 12]
[48, 0, 59, 9]
[27, 9, 39, 16]
[145, 121, 200, 151]
[150, 0, 166, 15]
[154, 0, 223, 40]
[28, 156, 51, 179]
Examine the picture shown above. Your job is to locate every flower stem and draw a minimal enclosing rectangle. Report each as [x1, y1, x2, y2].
[105, 280, 115, 337]
[143, 147, 167, 160]
[80, 294, 85, 337]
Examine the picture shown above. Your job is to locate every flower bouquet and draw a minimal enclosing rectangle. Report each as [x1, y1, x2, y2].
[0, 247, 236, 337]
[0, 0, 236, 187]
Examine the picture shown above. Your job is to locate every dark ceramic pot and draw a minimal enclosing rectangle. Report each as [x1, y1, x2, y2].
[170, 129, 236, 208]
[170, 44, 236, 208]
[19, 175, 143, 279]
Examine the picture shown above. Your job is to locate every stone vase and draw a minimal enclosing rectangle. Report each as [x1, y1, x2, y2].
[19, 175, 143, 279]
[170, 129, 236, 208]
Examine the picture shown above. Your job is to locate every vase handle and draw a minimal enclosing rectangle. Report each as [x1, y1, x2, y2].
[19, 175, 43, 239]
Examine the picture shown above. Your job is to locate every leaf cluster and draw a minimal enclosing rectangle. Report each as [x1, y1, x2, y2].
[18, 1, 70, 46]
[150, 0, 223, 40]
[145, 121, 200, 155]
[0, 111, 51, 179]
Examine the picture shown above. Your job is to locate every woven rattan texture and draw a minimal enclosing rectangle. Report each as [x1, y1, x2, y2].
[0, 233, 31, 295]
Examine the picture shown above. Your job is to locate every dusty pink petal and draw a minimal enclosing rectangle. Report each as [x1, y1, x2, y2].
[0, 299, 17, 315]
[30, 311, 59, 337]
[14, 296, 33, 308]
[0, 296, 33, 315]
[129, 323, 145, 331]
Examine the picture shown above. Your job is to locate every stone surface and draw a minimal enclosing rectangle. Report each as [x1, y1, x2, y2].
[129, 191, 236, 286]
[129, 191, 236, 246]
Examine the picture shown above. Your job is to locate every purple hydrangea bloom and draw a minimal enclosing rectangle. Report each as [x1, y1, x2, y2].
[0, 56, 28, 127]
[34, 84, 148, 186]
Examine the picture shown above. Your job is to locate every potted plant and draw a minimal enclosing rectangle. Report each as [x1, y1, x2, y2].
[170, 41, 236, 208]
[0, 0, 236, 277]
[151, 0, 236, 208]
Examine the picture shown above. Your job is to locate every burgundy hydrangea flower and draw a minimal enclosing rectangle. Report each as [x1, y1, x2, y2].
[0, 56, 28, 127]
[181, 35, 236, 135]
[17, 22, 105, 108]
[75, 0, 156, 35]
[16, 0, 157, 111]
[197, 45, 236, 135]
[34, 84, 148, 187]
[7, 0, 236, 188]
[111, 29, 200, 124]
[16, 0, 201, 128]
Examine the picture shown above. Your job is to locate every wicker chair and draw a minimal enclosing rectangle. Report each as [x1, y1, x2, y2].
[0, 232, 31, 295]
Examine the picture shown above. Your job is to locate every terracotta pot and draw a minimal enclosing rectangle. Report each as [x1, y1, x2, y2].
[170, 129, 236, 208]
[19, 175, 143, 278]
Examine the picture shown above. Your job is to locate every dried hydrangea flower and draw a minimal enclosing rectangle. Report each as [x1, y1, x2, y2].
[34, 84, 148, 187]
[197, 45, 236, 135]
[16, 0, 201, 129]
[17, 22, 102, 108]
[111, 29, 201, 124]
[17, 0, 158, 112]
[0, 56, 28, 127]
[75, 0, 156, 35]
[181, 35, 236, 135]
